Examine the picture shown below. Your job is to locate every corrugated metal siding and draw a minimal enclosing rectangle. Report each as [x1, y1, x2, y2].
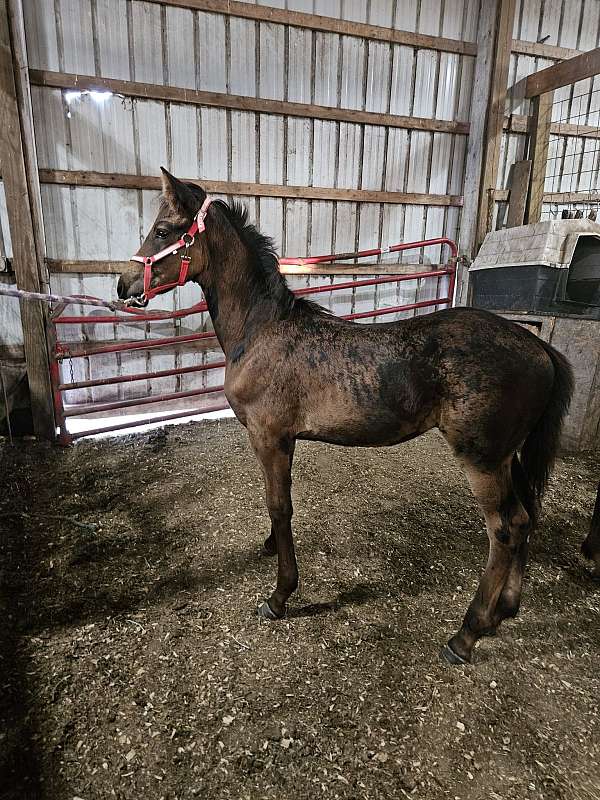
[18, 0, 478, 410]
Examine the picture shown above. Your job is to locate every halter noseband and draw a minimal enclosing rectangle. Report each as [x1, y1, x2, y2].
[130, 196, 212, 301]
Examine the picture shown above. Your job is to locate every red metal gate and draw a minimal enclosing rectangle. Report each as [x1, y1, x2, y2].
[50, 237, 457, 444]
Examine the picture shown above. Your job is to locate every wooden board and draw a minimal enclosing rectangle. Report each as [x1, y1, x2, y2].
[495, 189, 600, 205]
[474, 0, 516, 250]
[525, 91, 553, 223]
[505, 115, 600, 139]
[458, 0, 515, 284]
[38, 169, 464, 207]
[525, 47, 600, 98]
[506, 159, 531, 228]
[141, 0, 478, 56]
[511, 39, 580, 61]
[0, 0, 54, 438]
[29, 69, 471, 136]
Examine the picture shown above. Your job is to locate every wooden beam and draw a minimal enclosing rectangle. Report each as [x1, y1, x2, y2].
[38, 169, 464, 207]
[475, 0, 516, 251]
[144, 0, 477, 56]
[29, 69, 470, 136]
[511, 39, 580, 60]
[493, 188, 600, 205]
[525, 46, 600, 98]
[506, 159, 531, 228]
[505, 114, 600, 139]
[47, 259, 442, 277]
[459, 0, 515, 275]
[0, 0, 54, 438]
[540, 190, 600, 205]
[525, 91, 553, 223]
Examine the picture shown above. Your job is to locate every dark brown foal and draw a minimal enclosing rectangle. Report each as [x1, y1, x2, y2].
[118, 170, 574, 664]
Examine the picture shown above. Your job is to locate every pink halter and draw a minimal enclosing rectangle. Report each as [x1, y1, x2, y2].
[130, 196, 212, 301]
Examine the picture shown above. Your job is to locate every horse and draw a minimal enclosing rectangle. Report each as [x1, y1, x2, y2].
[117, 168, 576, 665]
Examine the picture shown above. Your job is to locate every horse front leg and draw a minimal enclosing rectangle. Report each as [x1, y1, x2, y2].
[249, 432, 298, 619]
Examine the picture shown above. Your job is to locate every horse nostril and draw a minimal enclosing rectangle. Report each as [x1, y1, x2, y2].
[117, 277, 127, 299]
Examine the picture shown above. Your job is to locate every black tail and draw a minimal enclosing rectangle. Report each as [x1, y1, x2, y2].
[520, 340, 574, 503]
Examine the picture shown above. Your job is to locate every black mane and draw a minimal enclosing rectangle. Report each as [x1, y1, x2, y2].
[185, 184, 328, 319]
[211, 199, 296, 315]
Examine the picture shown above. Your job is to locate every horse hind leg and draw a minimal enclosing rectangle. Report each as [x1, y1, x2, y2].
[261, 525, 278, 557]
[443, 458, 531, 665]
[488, 454, 536, 631]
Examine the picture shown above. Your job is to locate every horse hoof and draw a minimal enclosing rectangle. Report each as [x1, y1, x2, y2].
[260, 545, 277, 558]
[257, 601, 283, 621]
[440, 644, 469, 666]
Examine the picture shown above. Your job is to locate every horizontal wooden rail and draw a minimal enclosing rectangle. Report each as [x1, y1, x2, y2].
[39, 169, 463, 207]
[505, 115, 600, 139]
[511, 39, 580, 60]
[525, 46, 600, 97]
[145, 0, 477, 56]
[46, 259, 443, 276]
[29, 69, 470, 136]
[494, 188, 600, 204]
[138, 1, 582, 62]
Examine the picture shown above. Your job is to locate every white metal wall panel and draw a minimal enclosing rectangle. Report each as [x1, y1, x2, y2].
[95, 0, 131, 79]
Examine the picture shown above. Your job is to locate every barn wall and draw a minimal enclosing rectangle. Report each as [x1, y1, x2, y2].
[0, 181, 20, 355]
[25, 0, 476, 268]
[496, 0, 600, 226]
[16, 0, 478, 412]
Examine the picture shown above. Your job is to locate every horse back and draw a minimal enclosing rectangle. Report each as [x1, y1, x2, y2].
[225, 306, 555, 453]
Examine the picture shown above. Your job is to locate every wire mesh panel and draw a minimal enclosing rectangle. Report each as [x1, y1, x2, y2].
[542, 86, 600, 220]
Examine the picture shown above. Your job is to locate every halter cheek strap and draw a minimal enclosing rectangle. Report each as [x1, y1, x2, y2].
[130, 196, 212, 301]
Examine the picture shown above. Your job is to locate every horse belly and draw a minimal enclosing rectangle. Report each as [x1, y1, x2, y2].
[297, 380, 437, 447]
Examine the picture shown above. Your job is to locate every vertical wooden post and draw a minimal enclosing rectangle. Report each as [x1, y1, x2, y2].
[458, 0, 516, 303]
[0, 0, 55, 438]
[525, 91, 553, 223]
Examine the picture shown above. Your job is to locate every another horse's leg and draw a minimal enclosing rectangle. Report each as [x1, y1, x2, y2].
[581, 482, 600, 579]
[250, 433, 298, 619]
[444, 458, 530, 664]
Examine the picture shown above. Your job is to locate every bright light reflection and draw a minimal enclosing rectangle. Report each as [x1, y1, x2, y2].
[63, 89, 114, 107]
[89, 90, 113, 102]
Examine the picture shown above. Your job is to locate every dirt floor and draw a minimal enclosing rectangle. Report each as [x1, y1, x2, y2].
[0, 420, 598, 800]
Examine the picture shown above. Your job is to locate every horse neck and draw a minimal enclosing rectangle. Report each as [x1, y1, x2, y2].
[198, 225, 286, 358]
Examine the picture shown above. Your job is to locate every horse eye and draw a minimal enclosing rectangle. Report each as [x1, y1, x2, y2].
[155, 228, 169, 239]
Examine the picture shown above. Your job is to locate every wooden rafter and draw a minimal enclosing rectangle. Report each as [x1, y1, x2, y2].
[525, 46, 600, 98]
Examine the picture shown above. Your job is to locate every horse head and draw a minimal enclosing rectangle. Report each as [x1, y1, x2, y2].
[117, 168, 210, 307]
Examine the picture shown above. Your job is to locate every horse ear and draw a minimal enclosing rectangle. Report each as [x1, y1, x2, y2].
[160, 167, 199, 219]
